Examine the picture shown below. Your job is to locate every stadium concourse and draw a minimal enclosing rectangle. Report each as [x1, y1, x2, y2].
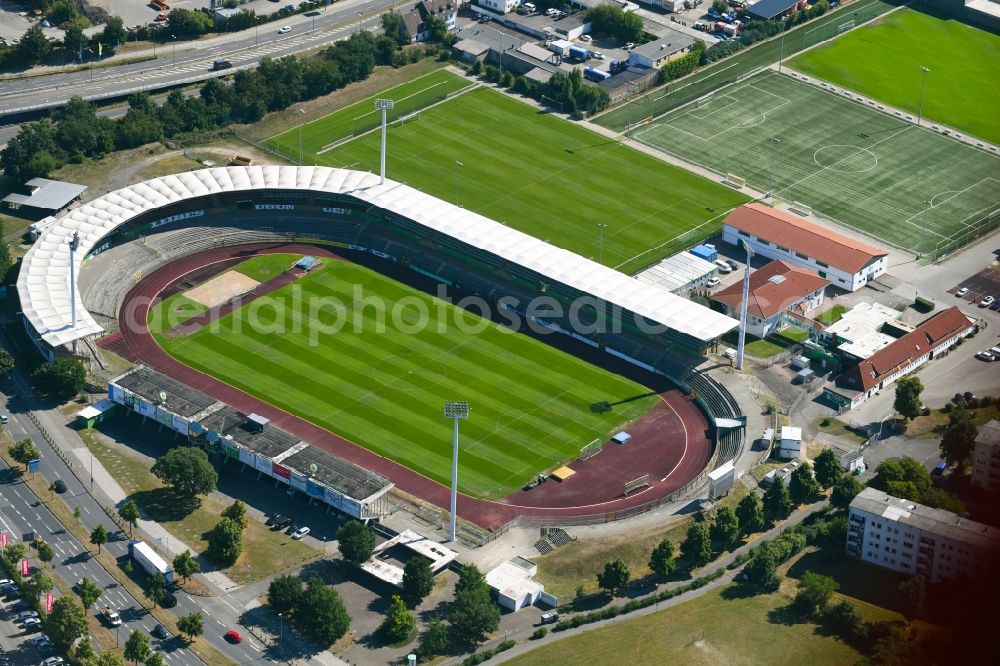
[101, 243, 714, 529]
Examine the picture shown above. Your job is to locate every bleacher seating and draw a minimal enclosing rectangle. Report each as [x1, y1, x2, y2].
[548, 528, 574, 547]
[534, 538, 554, 555]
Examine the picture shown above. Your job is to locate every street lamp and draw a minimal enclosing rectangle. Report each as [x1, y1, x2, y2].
[278, 612, 284, 659]
[736, 240, 755, 371]
[625, 81, 640, 138]
[597, 223, 607, 265]
[443, 401, 470, 543]
[68, 231, 80, 354]
[767, 137, 781, 199]
[454, 160, 464, 205]
[916, 66, 930, 127]
[170, 33, 176, 67]
[297, 108, 306, 165]
[375, 99, 395, 185]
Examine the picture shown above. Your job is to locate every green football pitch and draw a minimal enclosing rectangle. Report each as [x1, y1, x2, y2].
[151, 260, 658, 500]
[276, 82, 748, 273]
[789, 8, 1000, 145]
[634, 72, 1000, 257]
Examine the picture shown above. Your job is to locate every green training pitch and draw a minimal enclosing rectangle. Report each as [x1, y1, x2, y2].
[789, 8, 1000, 145]
[634, 72, 1000, 257]
[151, 260, 658, 500]
[302, 86, 749, 273]
[264, 69, 474, 156]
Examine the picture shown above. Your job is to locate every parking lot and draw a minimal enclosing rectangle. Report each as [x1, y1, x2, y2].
[949, 267, 1000, 311]
[0, 586, 60, 666]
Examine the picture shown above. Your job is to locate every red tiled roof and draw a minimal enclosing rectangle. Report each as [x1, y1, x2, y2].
[834, 306, 974, 393]
[712, 260, 829, 319]
[724, 204, 888, 274]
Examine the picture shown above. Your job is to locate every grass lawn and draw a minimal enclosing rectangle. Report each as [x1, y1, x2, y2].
[905, 404, 1000, 439]
[265, 68, 474, 155]
[318, 86, 748, 273]
[230, 253, 301, 280]
[815, 305, 847, 325]
[789, 8, 1000, 145]
[153, 261, 658, 499]
[148, 293, 207, 339]
[744, 326, 808, 357]
[812, 417, 867, 445]
[79, 429, 320, 585]
[635, 71, 1000, 258]
[507, 583, 868, 666]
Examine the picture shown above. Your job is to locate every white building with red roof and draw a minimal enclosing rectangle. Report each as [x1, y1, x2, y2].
[722, 204, 889, 292]
[711, 259, 829, 338]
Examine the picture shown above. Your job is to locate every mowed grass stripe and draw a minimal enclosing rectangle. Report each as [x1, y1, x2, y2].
[159, 262, 656, 498]
[319, 86, 748, 271]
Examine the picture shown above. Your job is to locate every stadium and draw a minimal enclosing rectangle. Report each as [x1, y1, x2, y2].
[16, 166, 746, 530]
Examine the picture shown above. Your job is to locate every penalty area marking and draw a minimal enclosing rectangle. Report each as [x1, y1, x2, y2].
[812, 145, 879, 173]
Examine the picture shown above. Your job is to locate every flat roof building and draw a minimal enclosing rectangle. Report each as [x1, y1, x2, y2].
[358, 529, 457, 587]
[971, 420, 1000, 493]
[635, 250, 718, 293]
[722, 204, 888, 292]
[847, 487, 1000, 582]
[3, 177, 87, 219]
[627, 30, 694, 69]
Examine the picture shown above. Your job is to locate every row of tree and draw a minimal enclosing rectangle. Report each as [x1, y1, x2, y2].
[472, 62, 611, 116]
[267, 575, 352, 646]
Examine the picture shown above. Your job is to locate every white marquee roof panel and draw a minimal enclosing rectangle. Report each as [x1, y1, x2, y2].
[18, 166, 736, 350]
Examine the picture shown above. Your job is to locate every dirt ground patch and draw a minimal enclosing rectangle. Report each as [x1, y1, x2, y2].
[184, 269, 259, 308]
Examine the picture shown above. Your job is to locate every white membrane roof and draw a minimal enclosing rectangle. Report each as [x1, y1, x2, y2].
[18, 166, 737, 348]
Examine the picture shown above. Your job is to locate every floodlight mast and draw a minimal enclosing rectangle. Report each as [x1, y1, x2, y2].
[444, 401, 470, 542]
[736, 240, 754, 371]
[375, 99, 395, 185]
[68, 231, 80, 354]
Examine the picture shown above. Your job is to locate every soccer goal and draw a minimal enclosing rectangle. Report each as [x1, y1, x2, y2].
[579, 439, 603, 462]
[696, 91, 715, 108]
[624, 474, 651, 495]
[837, 20, 855, 34]
[395, 111, 421, 127]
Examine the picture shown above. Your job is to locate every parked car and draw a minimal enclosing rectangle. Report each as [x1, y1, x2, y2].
[706, 277, 721, 287]
[956, 287, 969, 297]
[278, 25, 291, 33]
[23, 617, 43, 632]
[0, 415, 7, 424]
[725, 258, 739, 271]
[291, 526, 311, 540]
[224, 630, 243, 644]
[42, 658, 65, 666]
[580, 34, 592, 42]
[980, 295, 995, 307]
[976, 350, 995, 362]
[18, 610, 39, 622]
[541, 611, 559, 624]
[271, 516, 293, 530]
[713, 259, 733, 274]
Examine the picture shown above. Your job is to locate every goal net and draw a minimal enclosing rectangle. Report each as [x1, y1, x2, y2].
[837, 20, 855, 34]
[696, 91, 715, 108]
[624, 474, 651, 495]
[579, 439, 603, 462]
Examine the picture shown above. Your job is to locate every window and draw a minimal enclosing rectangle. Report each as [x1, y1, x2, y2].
[816, 261, 828, 268]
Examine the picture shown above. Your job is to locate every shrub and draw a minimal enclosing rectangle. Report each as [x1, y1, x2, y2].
[497, 639, 516, 652]
[531, 627, 548, 639]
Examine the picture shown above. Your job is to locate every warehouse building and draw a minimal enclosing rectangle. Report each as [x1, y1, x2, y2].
[722, 204, 888, 292]
[847, 487, 1000, 582]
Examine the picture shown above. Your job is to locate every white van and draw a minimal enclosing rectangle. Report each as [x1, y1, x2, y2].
[523, 2, 536, 11]
[714, 259, 733, 273]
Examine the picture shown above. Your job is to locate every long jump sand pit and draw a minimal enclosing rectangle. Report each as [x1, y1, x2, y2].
[184, 270, 260, 308]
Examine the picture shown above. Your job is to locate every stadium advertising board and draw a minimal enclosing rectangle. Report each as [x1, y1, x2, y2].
[238, 448, 254, 466]
[306, 479, 325, 498]
[155, 406, 172, 427]
[290, 472, 307, 491]
[323, 488, 343, 511]
[150, 209, 204, 230]
[221, 440, 239, 459]
[341, 496, 362, 519]
[138, 400, 156, 418]
[172, 414, 189, 436]
[109, 384, 124, 403]
[272, 463, 291, 481]
[189, 420, 204, 436]
[254, 454, 272, 475]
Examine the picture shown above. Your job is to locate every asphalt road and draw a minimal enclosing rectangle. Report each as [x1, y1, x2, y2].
[0, 0, 389, 118]
[0, 365, 272, 664]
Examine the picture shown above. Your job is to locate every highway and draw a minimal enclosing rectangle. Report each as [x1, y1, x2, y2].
[0, 0, 390, 118]
[0, 361, 272, 664]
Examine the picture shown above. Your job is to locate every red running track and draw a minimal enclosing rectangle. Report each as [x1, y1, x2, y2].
[104, 243, 712, 529]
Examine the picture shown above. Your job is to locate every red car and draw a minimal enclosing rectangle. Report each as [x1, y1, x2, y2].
[224, 630, 242, 644]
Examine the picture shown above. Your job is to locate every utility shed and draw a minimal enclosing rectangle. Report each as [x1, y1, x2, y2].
[3, 178, 87, 219]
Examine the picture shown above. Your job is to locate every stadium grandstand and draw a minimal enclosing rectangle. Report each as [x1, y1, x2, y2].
[18, 166, 738, 369]
[109, 365, 393, 519]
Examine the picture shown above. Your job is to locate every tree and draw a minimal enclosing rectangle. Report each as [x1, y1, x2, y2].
[711, 0, 729, 13]
[380, 11, 411, 46]
[337, 519, 376, 564]
[831, 475, 864, 510]
[898, 576, 926, 620]
[763, 477, 793, 522]
[96, 653, 126, 666]
[920, 486, 966, 514]
[789, 463, 819, 504]
[77, 577, 102, 611]
[10, 438, 41, 470]
[823, 600, 867, 640]
[31, 357, 86, 400]
[145, 572, 166, 608]
[743, 544, 779, 592]
[454, 563, 489, 597]
[76, 638, 96, 663]
[893, 376, 924, 421]
[102, 16, 128, 47]
[940, 407, 978, 468]
[89, 524, 108, 554]
[418, 619, 450, 659]
[17, 25, 53, 65]
[0, 349, 15, 377]
[711, 507, 740, 550]
[267, 575, 302, 615]
[24, 571, 53, 599]
[206, 517, 242, 566]
[63, 24, 87, 60]
[295, 578, 351, 646]
[401, 555, 434, 607]
[887, 480, 920, 501]
[145, 653, 167, 666]
[812, 448, 843, 489]
[649, 538, 676, 580]
[46, 596, 88, 648]
[737, 492, 766, 535]
[173, 549, 201, 582]
[0, 120, 59, 182]
[151, 447, 218, 499]
[119, 499, 141, 535]
[221, 499, 248, 529]
[794, 571, 839, 613]
[680, 522, 713, 568]
[124, 630, 152, 664]
[448, 582, 500, 647]
[37, 540, 54, 563]
[380, 594, 416, 643]
[177, 612, 204, 641]
[596, 558, 631, 596]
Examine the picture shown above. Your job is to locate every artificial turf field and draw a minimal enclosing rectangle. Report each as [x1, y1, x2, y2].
[634, 71, 1000, 256]
[150, 258, 658, 500]
[272, 81, 749, 272]
[789, 7, 1000, 145]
